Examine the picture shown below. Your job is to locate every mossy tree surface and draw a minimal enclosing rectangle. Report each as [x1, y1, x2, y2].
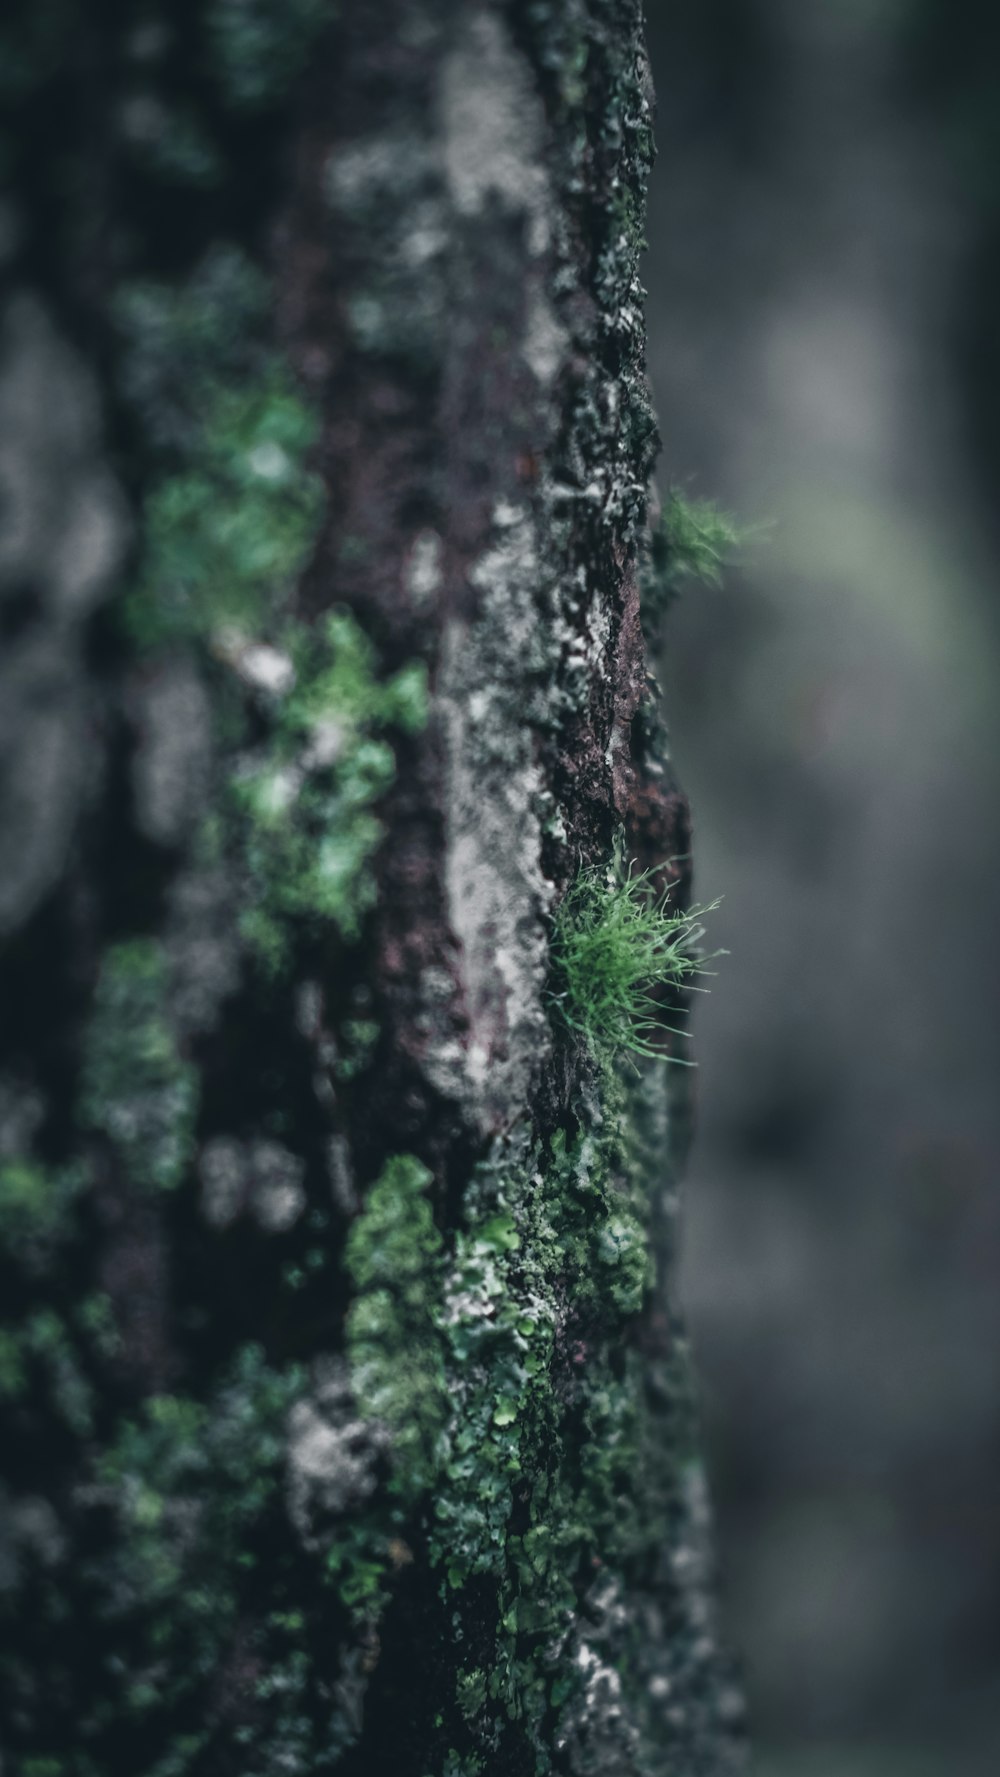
[0, 3, 744, 1774]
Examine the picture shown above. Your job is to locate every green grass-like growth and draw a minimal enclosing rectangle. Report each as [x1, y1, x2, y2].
[644, 488, 757, 625]
[660, 488, 745, 589]
[549, 844, 720, 1061]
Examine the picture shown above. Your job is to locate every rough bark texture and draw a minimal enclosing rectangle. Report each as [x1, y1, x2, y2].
[0, 4, 744, 1774]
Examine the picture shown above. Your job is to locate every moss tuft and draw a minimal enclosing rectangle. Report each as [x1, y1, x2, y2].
[548, 839, 720, 1061]
[644, 488, 752, 627]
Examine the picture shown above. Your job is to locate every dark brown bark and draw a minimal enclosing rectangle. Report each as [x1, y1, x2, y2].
[0, 4, 744, 1773]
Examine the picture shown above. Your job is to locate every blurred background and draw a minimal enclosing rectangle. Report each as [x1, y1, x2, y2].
[643, 4, 1000, 1774]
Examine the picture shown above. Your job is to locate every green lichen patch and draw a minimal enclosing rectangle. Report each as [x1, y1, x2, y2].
[321, 1080, 655, 1755]
[84, 1347, 312, 1748]
[234, 611, 429, 967]
[126, 370, 324, 651]
[117, 244, 427, 977]
[79, 940, 197, 1192]
[116, 242, 431, 973]
[0, 1305, 94, 1432]
[0, 1158, 85, 1269]
[114, 249, 271, 454]
[1, 1336, 370, 1772]
[205, 0, 334, 112]
[425, 1099, 663, 1760]
[344, 1154, 446, 1495]
[548, 841, 720, 1061]
[328, 1088, 663, 1750]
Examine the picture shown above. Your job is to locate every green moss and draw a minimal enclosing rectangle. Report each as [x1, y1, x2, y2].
[0, 1158, 84, 1264]
[330, 1109, 657, 1683]
[126, 370, 323, 649]
[455, 1665, 488, 1723]
[79, 940, 197, 1192]
[235, 611, 429, 965]
[645, 489, 748, 625]
[439, 1753, 485, 1777]
[126, 105, 226, 191]
[115, 249, 270, 452]
[406, 1082, 660, 1754]
[548, 837, 719, 1061]
[345, 1154, 446, 1494]
[0, 1329, 26, 1399]
[19, 1307, 95, 1435]
[83, 1345, 310, 1746]
[333, 1017, 380, 1081]
[118, 236, 427, 971]
[205, 0, 334, 112]
[117, 246, 428, 980]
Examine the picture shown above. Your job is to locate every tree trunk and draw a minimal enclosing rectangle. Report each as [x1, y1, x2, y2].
[0, 3, 744, 1773]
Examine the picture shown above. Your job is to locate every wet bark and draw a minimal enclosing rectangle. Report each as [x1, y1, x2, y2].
[0, 3, 744, 1773]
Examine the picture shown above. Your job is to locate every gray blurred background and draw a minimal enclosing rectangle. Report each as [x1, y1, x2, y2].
[644, 4, 1000, 1774]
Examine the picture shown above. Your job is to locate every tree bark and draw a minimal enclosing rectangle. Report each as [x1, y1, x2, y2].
[0, 3, 744, 1773]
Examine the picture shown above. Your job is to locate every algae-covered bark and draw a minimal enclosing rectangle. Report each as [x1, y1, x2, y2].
[0, 3, 744, 1773]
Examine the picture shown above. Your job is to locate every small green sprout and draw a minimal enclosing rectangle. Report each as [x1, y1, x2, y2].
[645, 488, 762, 623]
[548, 839, 721, 1062]
[660, 489, 746, 589]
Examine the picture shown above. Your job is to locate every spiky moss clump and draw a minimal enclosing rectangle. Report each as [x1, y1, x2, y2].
[643, 489, 749, 629]
[661, 490, 745, 590]
[548, 844, 719, 1062]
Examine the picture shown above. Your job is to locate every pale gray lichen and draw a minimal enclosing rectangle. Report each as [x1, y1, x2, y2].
[248, 1139, 306, 1232]
[325, 1135, 357, 1216]
[130, 655, 213, 845]
[323, 131, 429, 222]
[440, 9, 568, 400]
[524, 284, 569, 389]
[198, 1136, 246, 1229]
[0, 1490, 67, 1592]
[164, 862, 242, 1037]
[0, 1077, 44, 1160]
[198, 1135, 306, 1231]
[431, 504, 555, 1129]
[440, 10, 550, 256]
[403, 529, 443, 607]
[286, 1357, 388, 1552]
[0, 295, 129, 933]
